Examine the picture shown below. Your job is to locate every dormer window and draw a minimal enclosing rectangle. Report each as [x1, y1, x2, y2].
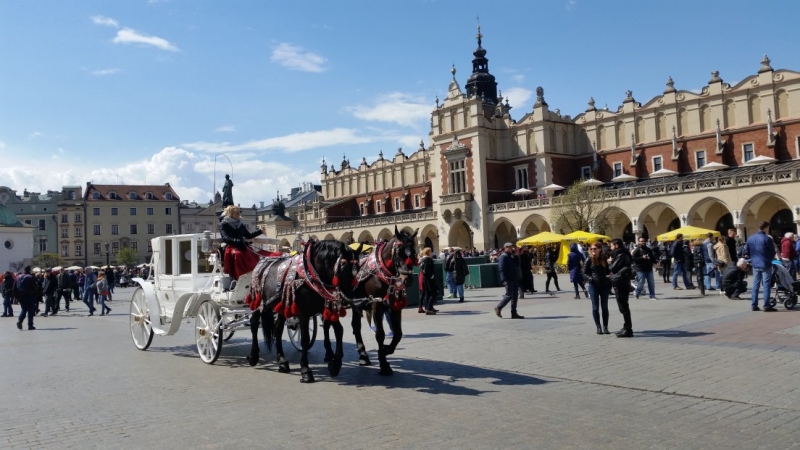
[68, 191, 76, 200]
[129, 192, 137, 200]
[145, 192, 154, 200]
[92, 192, 101, 199]
[165, 192, 174, 200]
[109, 191, 118, 199]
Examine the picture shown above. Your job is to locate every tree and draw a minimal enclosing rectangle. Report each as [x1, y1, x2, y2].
[33, 252, 65, 269]
[116, 247, 139, 267]
[550, 181, 621, 235]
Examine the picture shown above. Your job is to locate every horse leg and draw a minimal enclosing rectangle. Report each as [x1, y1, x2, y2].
[327, 319, 345, 377]
[384, 309, 403, 356]
[246, 308, 262, 366]
[351, 304, 371, 366]
[374, 304, 393, 376]
[322, 318, 335, 362]
[274, 314, 290, 373]
[299, 314, 315, 383]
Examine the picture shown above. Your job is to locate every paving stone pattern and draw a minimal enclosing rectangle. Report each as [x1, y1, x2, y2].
[3, 282, 800, 449]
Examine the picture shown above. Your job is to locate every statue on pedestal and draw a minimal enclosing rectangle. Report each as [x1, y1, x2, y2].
[222, 174, 234, 207]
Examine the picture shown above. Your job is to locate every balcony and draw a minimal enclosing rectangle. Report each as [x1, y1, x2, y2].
[278, 210, 437, 236]
[439, 192, 474, 222]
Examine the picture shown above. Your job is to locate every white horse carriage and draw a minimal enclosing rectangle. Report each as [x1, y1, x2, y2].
[129, 231, 317, 364]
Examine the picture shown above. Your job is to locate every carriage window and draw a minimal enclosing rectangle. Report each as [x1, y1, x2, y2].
[178, 240, 192, 275]
[163, 240, 173, 275]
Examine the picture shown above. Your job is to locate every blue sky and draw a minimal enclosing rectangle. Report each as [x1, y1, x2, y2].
[2, 0, 798, 208]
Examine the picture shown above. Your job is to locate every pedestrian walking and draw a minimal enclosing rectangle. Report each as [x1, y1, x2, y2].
[14, 266, 37, 330]
[609, 239, 634, 337]
[567, 243, 588, 299]
[670, 234, 694, 289]
[659, 242, 671, 283]
[702, 233, 720, 291]
[518, 246, 536, 295]
[1, 270, 15, 317]
[445, 249, 456, 298]
[583, 241, 611, 335]
[82, 267, 98, 316]
[746, 221, 777, 311]
[41, 269, 57, 316]
[494, 242, 524, 319]
[55, 268, 71, 313]
[96, 272, 112, 316]
[544, 245, 560, 292]
[450, 250, 470, 303]
[632, 237, 658, 300]
[417, 247, 438, 315]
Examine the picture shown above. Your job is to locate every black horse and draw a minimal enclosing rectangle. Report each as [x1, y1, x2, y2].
[323, 226, 418, 376]
[246, 239, 361, 383]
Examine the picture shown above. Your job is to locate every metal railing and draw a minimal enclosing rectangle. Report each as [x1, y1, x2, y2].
[277, 210, 437, 236]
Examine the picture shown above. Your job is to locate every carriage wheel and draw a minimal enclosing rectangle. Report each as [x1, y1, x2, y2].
[130, 288, 154, 350]
[770, 297, 778, 308]
[195, 301, 223, 364]
[287, 315, 318, 351]
[784, 297, 796, 310]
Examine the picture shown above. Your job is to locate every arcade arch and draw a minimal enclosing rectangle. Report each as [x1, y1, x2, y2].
[447, 220, 472, 249]
[741, 192, 795, 240]
[520, 214, 551, 238]
[418, 224, 439, 253]
[356, 230, 374, 244]
[638, 202, 680, 238]
[601, 207, 631, 242]
[687, 198, 733, 234]
[323, 233, 335, 241]
[376, 228, 393, 242]
[492, 218, 517, 249]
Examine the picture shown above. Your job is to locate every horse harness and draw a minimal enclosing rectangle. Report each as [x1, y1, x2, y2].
[355, 240, 416, 311]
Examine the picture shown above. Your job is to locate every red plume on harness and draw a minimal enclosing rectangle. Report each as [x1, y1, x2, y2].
[332, 275, 339, 287]
[405, 257, 415, 267]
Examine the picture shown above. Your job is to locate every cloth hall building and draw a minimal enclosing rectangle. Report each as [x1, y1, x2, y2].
[264, 33, 800, 252]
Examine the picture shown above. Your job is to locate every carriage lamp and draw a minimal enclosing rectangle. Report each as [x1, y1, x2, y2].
[201, 231, 212, 253]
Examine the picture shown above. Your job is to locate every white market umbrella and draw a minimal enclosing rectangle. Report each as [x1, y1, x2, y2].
[512, 188, 534, 196]
[32, 267, 42, 273]
[66, 265, 82, 271]
[582, 178, 603, 186]
[542, 184, 565, 191]
[744, 155, 777, 165]
[650, 168, 678, 178]
[698, 161, 729, 171]
[51, 266, 62, 271]
[610, 173, 638, 182]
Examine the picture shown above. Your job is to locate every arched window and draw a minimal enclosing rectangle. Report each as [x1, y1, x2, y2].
[165, 192, 173, 200]
[615, 121, 626, 148]
[109, 191, 117, 199]
[699, 105, 711, 132]
[749, 95, 762, 124]
[635, 117, 646, 143]
[776, 90, 789, 120]
[655, 113, 666, 141]
[92, 192, 100, 199]
[597, 125, 606, 150]
[724, 100, 736, 128]
[128, 192, 137, 200]
[145, 192, 154, 200]
[678, 108, 688, 135]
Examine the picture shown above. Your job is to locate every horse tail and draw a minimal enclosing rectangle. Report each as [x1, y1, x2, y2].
[263, 305, 275, 352]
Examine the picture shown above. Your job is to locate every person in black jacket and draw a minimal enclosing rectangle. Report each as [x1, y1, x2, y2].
[583, 241, 611, 334]
[418, 247, 438, 315]
[41, 269, 58, 316]
[447, 250, 470, 303]
[632, 237, 657, 300]
[721, 259, 749, 299]
[670, 234, 694, 289]
[609, 238, 634, 337]
[494, 243, 524, 319]
[544, 245, 561, 292]
[55, 268, 72, 313]
[1, 271, 14, 317]
[219, 205, 263, 280]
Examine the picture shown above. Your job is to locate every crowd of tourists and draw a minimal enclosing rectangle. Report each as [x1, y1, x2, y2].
[1, 265, 148, 330]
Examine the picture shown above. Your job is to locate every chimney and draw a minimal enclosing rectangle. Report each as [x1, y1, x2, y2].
[260, 201, 265, 208]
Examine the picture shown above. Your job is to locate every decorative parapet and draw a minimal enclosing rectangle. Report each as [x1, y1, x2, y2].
[440, 192, 474, 204]
[276, 210, 437, 237]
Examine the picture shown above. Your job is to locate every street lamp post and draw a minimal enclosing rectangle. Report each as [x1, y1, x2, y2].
[105, 242, 110, 267]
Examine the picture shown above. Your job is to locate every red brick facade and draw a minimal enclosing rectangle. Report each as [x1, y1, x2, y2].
[439, 138, 475, 195]
[324, 184, 432, 223]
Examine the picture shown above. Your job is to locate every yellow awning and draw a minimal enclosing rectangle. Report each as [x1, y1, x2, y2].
[517, 231, 569, 246]
[657, 226, 720, 242]
[563, 230, 611, 243]
[349, 243, 373, 253]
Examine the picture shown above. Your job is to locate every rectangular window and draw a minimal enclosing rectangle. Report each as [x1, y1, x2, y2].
[743, 143, 754, 162]
[93, 207, 100, 216]
[130, 207, 137, 216]
[61, 228, 68, 238]
[448, 159, 467, 194]
[24, 220, 32, 226]
[75, 244, 82, 257]
[60, 214, 68, 224]
[130, 241, 138, 251]
[414, 194, 421, 208]
[613, 162, 623, 178]
[581, 166, 592, 179]
[515, 167, 529, 189]
[147, 224, 155, 234]
[74, 213, 82, 223]
[359, 203, 365, 216]
[111, 207, 118, 216]
[38, 238, 47, 252]
[696, 150, 706, 169]
[130, 224, 138, 235]
[74, 227, 82, 238]
[165, 223, 174, 234]
[94, 243, 101, 255]
[93, 224, 101, 235]
[653, 156, 663, 172]
[111, 224, 119, 235]
[147, 241, 153, 252]
[61, 244, 69, 257]
[38, 219, 46, 230]
[375, 200, 382, 214]
[394, 197, 401, 211]
[147, 207, 154, 215]
[165, 207, 172, 215]
[112, 242, 119, 253]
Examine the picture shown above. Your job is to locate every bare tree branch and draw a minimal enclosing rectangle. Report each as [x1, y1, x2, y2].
[551, 181, 620, 235]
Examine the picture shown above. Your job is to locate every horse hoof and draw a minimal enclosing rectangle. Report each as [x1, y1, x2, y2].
[328, 358, 343, 377]
[378, 368, 394, 376]
[246, 354, 259, 366]
[300, 373, 315, 383]
[324, 351, 335, 363]
[278, 363, 290, 373]
[358, 356, 372, 366]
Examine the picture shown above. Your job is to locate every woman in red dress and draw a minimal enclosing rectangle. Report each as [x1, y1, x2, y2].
[219, 205, 264, 280]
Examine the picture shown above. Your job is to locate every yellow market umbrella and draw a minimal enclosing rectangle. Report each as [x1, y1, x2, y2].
[349, 243, 373, 253]
[517, 231, 569, 246]
[563, 230, 611, 243]
[657, 226, 720, 242]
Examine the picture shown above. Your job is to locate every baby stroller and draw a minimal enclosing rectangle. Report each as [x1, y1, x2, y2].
[769, 260, 800, 310]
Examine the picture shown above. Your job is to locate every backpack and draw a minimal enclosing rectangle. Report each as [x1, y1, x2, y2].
[15, 274, 35, 297]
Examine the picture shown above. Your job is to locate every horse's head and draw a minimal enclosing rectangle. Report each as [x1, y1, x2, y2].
[389, 225, 419, 287]
[331, 242, 363, 298]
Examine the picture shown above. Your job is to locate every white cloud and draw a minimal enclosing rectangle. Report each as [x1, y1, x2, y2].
[503, 87, 533, 109]
[112, 27, 179, 52]
[270, 42, 327, 72]
[91, 15, 119, 28]
[92, 68, 120, 76]
[214, 125, 236, 133]
[184, 128, 374, 153]
[0, 141, 5, 149]
[347, 92, 431, 127]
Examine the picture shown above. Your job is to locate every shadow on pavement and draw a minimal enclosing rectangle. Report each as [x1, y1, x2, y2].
[637, 330, 713, 338]
[402, 332, 452, 339]
[434, 310, 482, 316]
[31, 327, 78, 331]
[535, 316, 582, 320]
